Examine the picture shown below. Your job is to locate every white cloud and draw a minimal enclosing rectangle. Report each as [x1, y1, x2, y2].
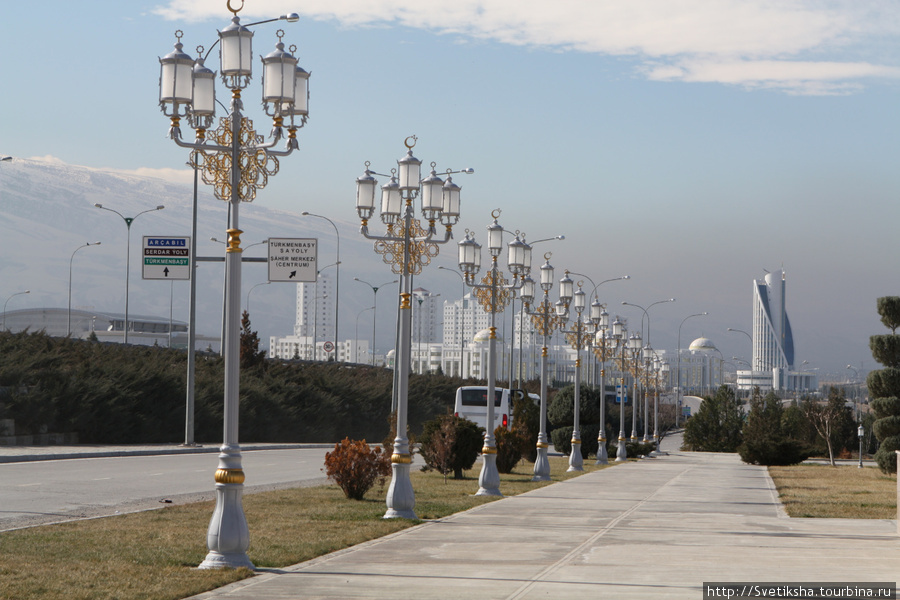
[151, 0, 900, 93]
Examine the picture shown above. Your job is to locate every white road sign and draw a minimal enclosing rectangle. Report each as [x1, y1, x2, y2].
[268, 238, 317, 282]
[143, 236, 191, 280]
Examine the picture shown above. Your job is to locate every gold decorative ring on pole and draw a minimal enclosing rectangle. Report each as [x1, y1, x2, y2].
[391, 453, 412, 464]
[215, 469, 245, 484]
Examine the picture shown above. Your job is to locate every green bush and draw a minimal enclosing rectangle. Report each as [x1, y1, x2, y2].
[738, 392, 810, 466]
[682, 385, 744, 452]
[494, 426, 523, 473]
[511, 393, 540, 463]
[550, 424, 600, 458]
[418, 414, 483, 479]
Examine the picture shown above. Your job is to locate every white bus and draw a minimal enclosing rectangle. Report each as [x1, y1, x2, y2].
[453, 386, 513, 432]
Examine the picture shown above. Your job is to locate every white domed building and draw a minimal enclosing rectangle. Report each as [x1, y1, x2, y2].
[675, 336, 725, 397]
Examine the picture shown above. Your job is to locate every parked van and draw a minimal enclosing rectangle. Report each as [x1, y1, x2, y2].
[454, 386, 514, 432]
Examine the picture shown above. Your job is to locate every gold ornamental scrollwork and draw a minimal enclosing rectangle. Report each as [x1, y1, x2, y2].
[373, 218, 439, 276]
[531, 301, 562, 336]
[189, 115, 280, 203]
[566, 329, 593, 348]
[474, 269, 512, 314]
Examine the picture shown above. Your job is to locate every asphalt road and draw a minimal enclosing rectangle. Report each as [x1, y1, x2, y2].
[0, 448, 334, 531]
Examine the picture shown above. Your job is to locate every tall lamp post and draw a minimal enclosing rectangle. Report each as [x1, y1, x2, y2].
[303, 212, 340, 356]
[727, 327, 755, 369]
[354, 278, 397, 366]
[622, 298, 674, 443]
[558, 277, 588, 471]
[677, 312, 708, 426]
[2, 290, 30, 330]
[521, 253, 563, 480]
[355, 136, 472, 518]
[627, 331, 643, 443]
[246, 281, 271, 314]
[858, 424, 865, 468]
[94, 204, 165, 343]
[68, 242, 101, 335]
[158, 3, 307, 569]
[458, 211, 531, 495]
[608, 316, 630, 461]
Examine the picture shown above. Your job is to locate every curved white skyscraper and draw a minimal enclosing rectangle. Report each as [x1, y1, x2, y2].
[752, 269, 794, 372]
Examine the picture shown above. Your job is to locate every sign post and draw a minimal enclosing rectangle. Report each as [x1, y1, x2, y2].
[143, 236, 191, 280]
[268, 238, 318, 282]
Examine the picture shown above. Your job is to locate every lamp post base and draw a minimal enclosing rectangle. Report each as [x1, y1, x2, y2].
[532, 444, 551, 481]
[384, 461, 417, 519]
[616, 437, 628, 462]
[476, 451, 502, 496]
[198, 482, 253, 570]
[567, 440, 583, 472]
[595, 437, 609, 465]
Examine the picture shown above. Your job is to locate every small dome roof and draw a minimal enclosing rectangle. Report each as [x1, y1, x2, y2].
[689, 337, 717, 352]
[473, 328, 502, 343]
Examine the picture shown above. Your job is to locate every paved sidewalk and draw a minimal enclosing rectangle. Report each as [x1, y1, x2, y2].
[185, 448, 898, 600]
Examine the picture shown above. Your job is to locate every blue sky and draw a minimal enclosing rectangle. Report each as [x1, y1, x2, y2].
[1, 0, 898, 377]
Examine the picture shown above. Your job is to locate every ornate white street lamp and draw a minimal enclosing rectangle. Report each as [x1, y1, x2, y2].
[458, 211, 531, 495]
[521, 253, 564, 480]
[558, 277, 588, 471]
[610, 317, 630, 461]
[627, 331, 643, 444]
[68, 242, 101, 336]
[622, 298, 674, 443]
[356, 136, 472, 518]
[158, 2, 307, 570]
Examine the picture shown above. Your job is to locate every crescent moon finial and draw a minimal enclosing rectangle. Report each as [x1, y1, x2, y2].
[227, 0, 244, 16]
[491, 208, 501, 219]
[544, 251, 552, 261]
[404, 135, 417, 149]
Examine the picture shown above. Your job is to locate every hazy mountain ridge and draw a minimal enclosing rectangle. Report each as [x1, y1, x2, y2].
[0, 157, 377, 349]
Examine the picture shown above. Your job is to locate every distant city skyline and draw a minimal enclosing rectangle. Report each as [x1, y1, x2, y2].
[1, 1, 897, 379]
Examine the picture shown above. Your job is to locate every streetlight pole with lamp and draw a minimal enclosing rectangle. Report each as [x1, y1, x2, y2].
[457, 211, 531, 495]
[94, 204, 165, 343]
[303, 212, 340, 358]
[158, 2, 308, 569]
[355, 136, 472, 518]
[354, 278, 398, 367]
[520, 253, 564, 480]
[355, 306, 374, 362]
[2, 290, 30, 330]
[558, 277, 590, 471]
[68, 242, 101, 336]
[622, 298, 675, 443]
[246, 281, 271, 314]
[567, 274, 629, 465]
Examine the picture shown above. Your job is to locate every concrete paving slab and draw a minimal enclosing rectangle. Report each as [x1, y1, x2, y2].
[185, 448, 899, 600]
